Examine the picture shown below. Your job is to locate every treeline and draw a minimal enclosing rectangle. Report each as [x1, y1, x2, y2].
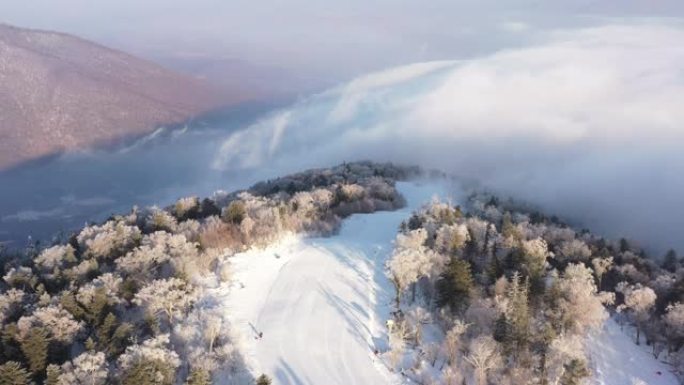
[0, 161, 413, 385]
[386, 192, 684, 384]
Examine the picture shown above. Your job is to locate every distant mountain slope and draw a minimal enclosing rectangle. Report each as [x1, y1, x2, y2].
[0, 23, 227, 170]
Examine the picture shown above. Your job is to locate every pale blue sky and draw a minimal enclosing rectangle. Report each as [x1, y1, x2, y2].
[2, 0, 682, 84]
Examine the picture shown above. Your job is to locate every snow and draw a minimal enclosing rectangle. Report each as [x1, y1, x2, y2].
[587, 318, 679, 385]
[223, 181, 455, 384]
[222, 179, 680, 385]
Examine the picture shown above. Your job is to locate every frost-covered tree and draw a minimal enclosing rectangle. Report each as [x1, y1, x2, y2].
[466, 217, 491, 254]
[557, 264, 613, 335]
[58, 351, 108, 385]
[2, 267, 35, 289]
[545, 334, 586, 385]
[664, 303, 684, 351]
[617, 282, 657, 344]
[388, 229, 446, 304]
[117, 232, 199, 279]
[443, 320, 469, 365]
[614, 263, 650, 284]
[651, 274, 676, 295]
[77, 220, 142, 260]
[63, 258, 99, 283]
[174, 197, 200, 220]
[388, 320, 408, 368]
[0, 289, 25, 325]
[185, 368, 211, 385]
[544, 227, 576, 245]
[464, 335, 502, 385]
[76, 273, 123, 307]
[591, 256, 613, 289]
[17, 305, 83, 344]
[34, 244, 76, 277]
[435, 224, 470, 255]
[557, 239, 592, 263]
[223, 200, 246, 224]
[442, 365, 464, 385]
[0, 361, 31, 385]
[146, 207, 179, 233]
[118, 334, 180, 385]
[198, 216, 241, 250]
[177, 219, 202, 243]
[133, 278, 197, 324]
[520, 237, 549, 280]
[201, 313, 223, 353]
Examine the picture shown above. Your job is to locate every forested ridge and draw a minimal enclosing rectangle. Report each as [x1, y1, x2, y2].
[385, 191, 684, 384]
[1, 161, 681, 385]
[0, 162, 413, 384]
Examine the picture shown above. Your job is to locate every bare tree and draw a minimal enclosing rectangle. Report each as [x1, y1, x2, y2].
[464, 335, 502, 385]
[443, 320, 469, 365]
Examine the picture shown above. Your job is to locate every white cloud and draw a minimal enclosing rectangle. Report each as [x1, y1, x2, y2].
[500, 21, 530, 32]
[2, 208, 65, 222]
[213, 22, 684, 253]
[3, 1, 682, 84]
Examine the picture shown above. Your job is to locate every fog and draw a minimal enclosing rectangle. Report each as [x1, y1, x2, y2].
[2, 4, 684, 255]
[213, 22, 684, 255]
[3, 1, 684, 90]
[0, 103, 279, 249]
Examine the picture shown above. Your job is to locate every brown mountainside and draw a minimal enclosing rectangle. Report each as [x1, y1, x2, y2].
[0, 24, 229, 170]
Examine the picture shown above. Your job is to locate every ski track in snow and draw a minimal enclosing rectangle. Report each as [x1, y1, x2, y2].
[588, 318, 679, 385]
[224, 181, 453, 385]
[223, 180, 679, 385]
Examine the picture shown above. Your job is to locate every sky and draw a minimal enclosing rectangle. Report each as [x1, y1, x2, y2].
[2, 0, 684, 89]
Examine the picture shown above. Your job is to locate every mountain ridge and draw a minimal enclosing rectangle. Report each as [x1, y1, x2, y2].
[0, 23, 233, 171]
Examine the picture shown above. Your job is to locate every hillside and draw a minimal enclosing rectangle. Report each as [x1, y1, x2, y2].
[0, 162, 682, 384]
[0, 23, 228, 171]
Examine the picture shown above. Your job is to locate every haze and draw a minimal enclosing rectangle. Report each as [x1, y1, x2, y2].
[3, 1, 684, 92]
[2, 1, 684, 254]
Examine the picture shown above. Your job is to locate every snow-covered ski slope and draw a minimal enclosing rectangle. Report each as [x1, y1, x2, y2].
[224, 181, 454, 384]
[223, 180, 679, 385]
[588, 318, 678, 385]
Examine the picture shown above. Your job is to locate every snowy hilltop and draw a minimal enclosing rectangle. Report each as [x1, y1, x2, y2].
[0, 161, 682, 385]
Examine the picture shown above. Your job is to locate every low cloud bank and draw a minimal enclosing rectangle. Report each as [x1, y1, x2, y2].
[214, 23, 684, 254]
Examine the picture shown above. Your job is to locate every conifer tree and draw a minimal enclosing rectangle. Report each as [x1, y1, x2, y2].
[256, 374, 272, 385]
[0, 361, 31, 385]
[20, 327, 49, 375]
[45, 364, 60, 385]
[185, 368, 211, 385]
[560, 359, 590, 385]
[501, 212, 516, 239]
[122, 359, 175, 385]
[508, 273, 531, 352]
[224, 201, 246, 224]
[437, 258, 474, 311]
[662, 249, 679, 273]
[109, 322, 134, 357]
[1, 324, 22, 362]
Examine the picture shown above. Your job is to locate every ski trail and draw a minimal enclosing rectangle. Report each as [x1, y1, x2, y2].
[587, 318, 679, 385]
[223, 181, 452, 384]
